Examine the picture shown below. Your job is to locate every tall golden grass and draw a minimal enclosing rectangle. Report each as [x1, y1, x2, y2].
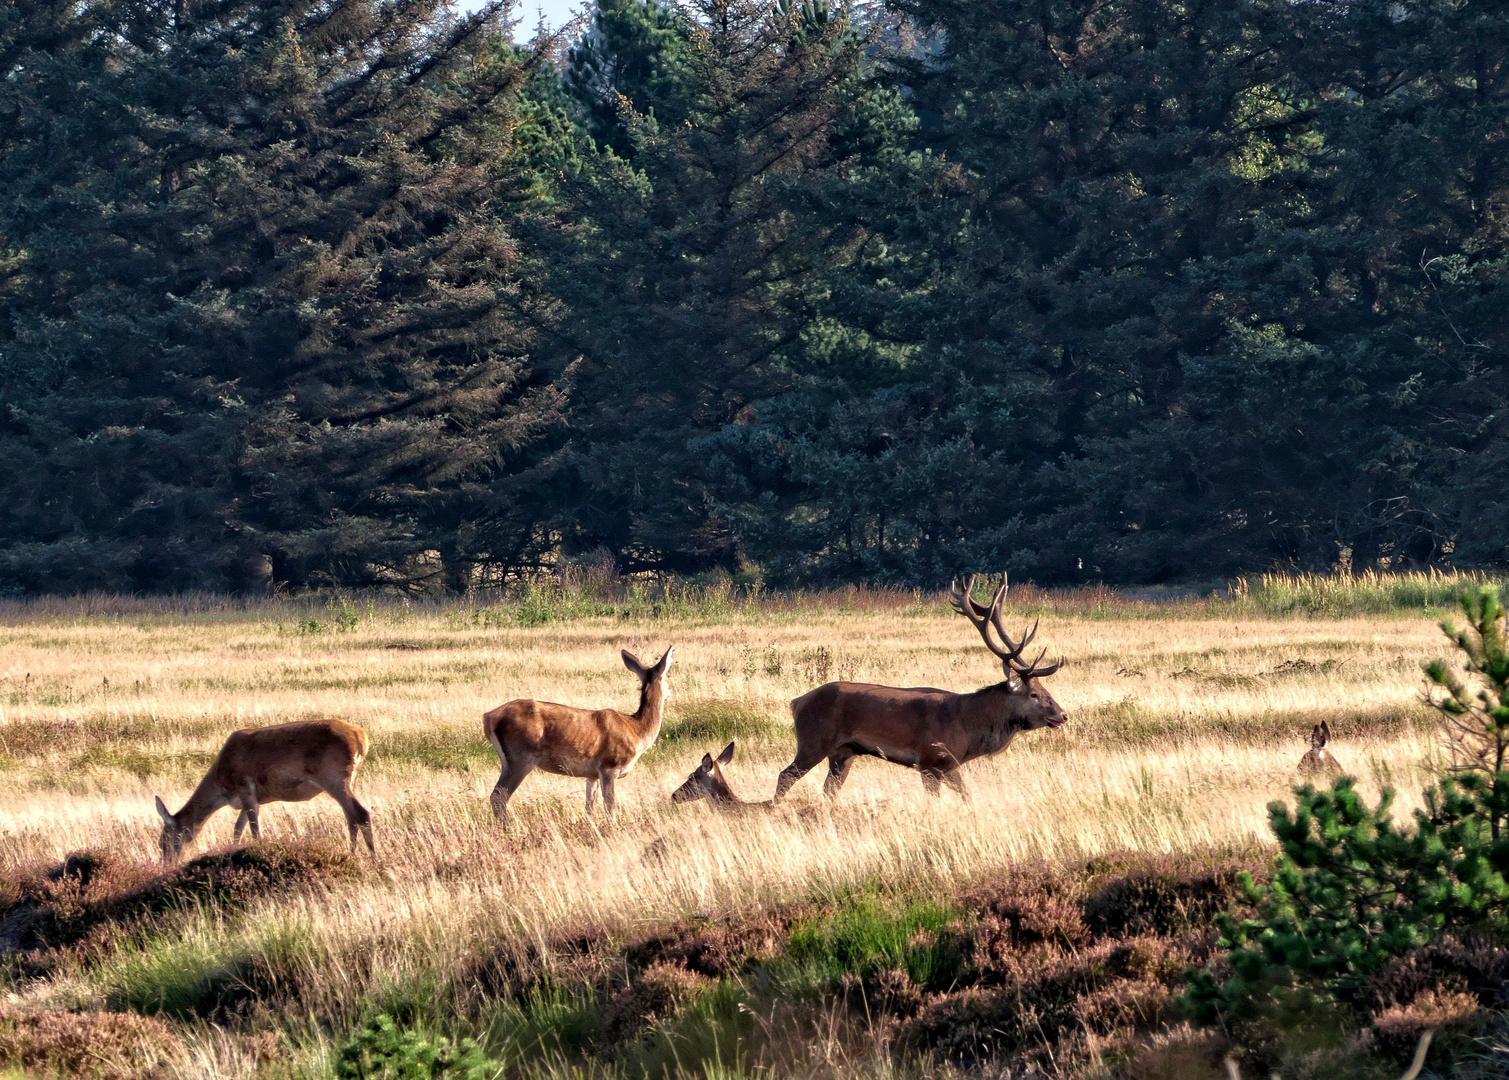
[0, 576, 1472, 1076]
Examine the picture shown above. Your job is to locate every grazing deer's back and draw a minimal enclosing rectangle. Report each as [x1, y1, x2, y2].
[215, 719, 366, 783]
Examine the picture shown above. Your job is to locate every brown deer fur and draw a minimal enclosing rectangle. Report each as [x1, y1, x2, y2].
[484, 647, 673, 820]
[775, 576, 1068, 800]
[672, 741, 772, 810]
[154, 719, 373, 862]
[1299, 721, 1343, 776]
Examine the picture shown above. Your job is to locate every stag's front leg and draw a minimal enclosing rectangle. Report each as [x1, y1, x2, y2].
[918, 767, 943, 797]
[941, 768, 969, 801]
[584, 778, 599, 815]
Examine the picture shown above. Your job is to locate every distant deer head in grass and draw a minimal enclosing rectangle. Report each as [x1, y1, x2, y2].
[1299, 721, 1342, 776]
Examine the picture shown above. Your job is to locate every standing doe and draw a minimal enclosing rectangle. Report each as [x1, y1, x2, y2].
[775, 575, 1067, 800]
[484, 647, 673, 821]
[154, 719, 374, 862]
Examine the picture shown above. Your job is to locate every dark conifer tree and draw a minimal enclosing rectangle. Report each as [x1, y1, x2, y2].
[0, 0, 567, 591]
[541, 0, 914, 572]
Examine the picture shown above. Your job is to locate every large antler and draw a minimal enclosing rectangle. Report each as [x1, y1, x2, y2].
[949, 574, 1062, 680]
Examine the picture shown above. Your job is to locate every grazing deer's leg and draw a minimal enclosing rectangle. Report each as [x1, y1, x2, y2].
[599, 771, 618, 817]
[918, 767, 943, 796]
[584, 779, 599, 814]
[822, 747, 856, 800]
[232, 784, 260, 841]
[490, 750, 535, 823]
[246, 807, 261, 839]
[330, 781, 375, 855]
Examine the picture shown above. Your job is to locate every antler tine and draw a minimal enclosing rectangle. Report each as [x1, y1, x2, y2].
[1016, 649, 1063, 679]
[951, 575, 1015, 662]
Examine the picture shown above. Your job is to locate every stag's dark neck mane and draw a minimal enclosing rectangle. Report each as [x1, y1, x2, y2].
[956, 679, 1028, 761]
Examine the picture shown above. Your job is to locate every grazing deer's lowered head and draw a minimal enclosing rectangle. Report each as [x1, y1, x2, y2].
[1299, 721, 1343, 776]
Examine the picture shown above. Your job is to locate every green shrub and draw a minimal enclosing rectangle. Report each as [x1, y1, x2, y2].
[336, 1014, 499, 1080]
[1187, 585, 1509, 1026]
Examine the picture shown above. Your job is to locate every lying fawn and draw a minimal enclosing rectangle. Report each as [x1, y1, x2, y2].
[1299, 720, 1342, 776]
[154, 719, 373, 862]
[671, 741, 772, 810]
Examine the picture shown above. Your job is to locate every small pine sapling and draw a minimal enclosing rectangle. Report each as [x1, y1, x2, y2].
[1423, 584, 1509, 842]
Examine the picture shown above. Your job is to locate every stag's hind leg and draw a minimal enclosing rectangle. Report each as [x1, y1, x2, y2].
[822, 747, 857, 800]
[775, 747, 825, 801]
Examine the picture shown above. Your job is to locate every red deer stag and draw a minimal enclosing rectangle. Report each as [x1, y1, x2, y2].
[774, 575, 1067, 801]
[484, 647, 673, 821]
[154, 719, 373, 862]
[672, 741, 772, 810]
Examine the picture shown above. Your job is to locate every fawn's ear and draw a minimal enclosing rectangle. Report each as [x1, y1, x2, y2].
[622, 650, 647, 677]
[1320, 720, 1331, 745]
[651, 646, 674, 677]
[717, 741, 735, 765]
[154, 795, 173, 824]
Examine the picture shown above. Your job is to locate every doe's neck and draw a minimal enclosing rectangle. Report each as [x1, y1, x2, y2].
[632, 680, 666, 738]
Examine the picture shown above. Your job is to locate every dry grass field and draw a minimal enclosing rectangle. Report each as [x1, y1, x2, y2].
[0, 576, 1484, 1079]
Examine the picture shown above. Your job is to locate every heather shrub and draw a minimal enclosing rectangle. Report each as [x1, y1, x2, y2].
[0, 1007, 184, 1079]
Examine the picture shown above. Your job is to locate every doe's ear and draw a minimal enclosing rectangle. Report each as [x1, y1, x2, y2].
[1320, 720, 1331, 745]
[701, 753, 715, 769]
[717, 741, 735, 765]
[652, 646, 675, 677]
[622, 650, 646, 677]
[154, 795, 173, 824]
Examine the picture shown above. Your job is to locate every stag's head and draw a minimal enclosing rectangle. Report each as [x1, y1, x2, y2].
[672, 741, 736, 803]
[154, 795, 191, 863]
[951, 574, 1068, 730]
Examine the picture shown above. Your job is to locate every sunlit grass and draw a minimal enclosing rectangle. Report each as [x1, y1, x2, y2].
[0, 576, 1474, 1077]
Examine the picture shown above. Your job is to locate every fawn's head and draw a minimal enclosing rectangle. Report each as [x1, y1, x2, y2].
[672, 741, 736, 803]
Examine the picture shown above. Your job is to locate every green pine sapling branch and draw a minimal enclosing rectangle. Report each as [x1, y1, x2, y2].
[1423, 585, 1509, 840]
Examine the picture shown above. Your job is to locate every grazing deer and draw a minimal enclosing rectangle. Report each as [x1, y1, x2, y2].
[154, 719, 373, 862]
[1299, 721, 1343, 776]
[484, 647, 673, 821]
[672, 741, 772, 810]
[774, 575, 1067, 801]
